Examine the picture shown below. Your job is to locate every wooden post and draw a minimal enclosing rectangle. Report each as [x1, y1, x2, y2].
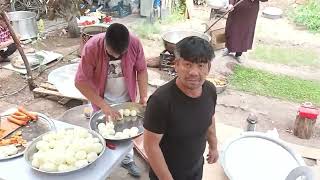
[293, 116, 316, 139]
[0, 12, 36, 90]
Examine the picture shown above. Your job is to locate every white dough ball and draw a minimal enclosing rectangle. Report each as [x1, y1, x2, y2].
[92, 143, 103, 153]
[40, 162, 57, 172]
[129, 127, 139, 137]
[75, 151, 87, 160]
[92, 138, 100, 143]
[107, 128, 115, 135]
[75, 160, 88, 168]
[87, 152, 98, 163]
[123, 128, 131, 137]
[130, 110, 137, 117]
[66, 156, 76, 165]
[36, 141, 50, 151]
[6, 145, 18, 155]
[105, 122, 114, 130]
[58, 164, 69, 172]
[32, 158, 41, 168]
[114, 132, 124, 139]
[98, 123, 106, 131]
[42, 133, 55, 142]
[124, 109, 131, 117]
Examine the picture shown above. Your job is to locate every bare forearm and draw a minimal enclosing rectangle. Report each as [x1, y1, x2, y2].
[207, 117, 218, 149]
[145, 145, 173, 180]
[137, 69, 148, 99]
[75, 82, 108, 109]
[0, 39, 14, 49]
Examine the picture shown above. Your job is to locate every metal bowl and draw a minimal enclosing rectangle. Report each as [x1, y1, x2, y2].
[24, 128, 106, 174]
[11, 53, 44, 69]
[89, 102, 145, 141]
[220, 132, 306, 180]
[0, 114, 55, 161]
[206, 77, 229, 94]
[161, 30, 211, 54]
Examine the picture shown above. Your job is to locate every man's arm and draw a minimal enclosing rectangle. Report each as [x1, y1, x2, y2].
[75, 82, 120, 119]
[137, 69, 148, 105]
[144, 130, 173, 180]
[0, 38, 14, 49]
[206, 115, 219, 164]
[75, 82, 107, 109]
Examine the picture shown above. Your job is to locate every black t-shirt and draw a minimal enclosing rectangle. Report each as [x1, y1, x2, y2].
[144, 78, 217, 180]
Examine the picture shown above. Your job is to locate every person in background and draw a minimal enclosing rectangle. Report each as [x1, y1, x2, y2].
[0, 16, 17, 63]
[143, 36, 219, 180]
[223, 0, 268, 63]
[75, 23, 148, 177]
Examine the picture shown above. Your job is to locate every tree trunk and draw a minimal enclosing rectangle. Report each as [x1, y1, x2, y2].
[293, 116, 316, 139]
[67, 16, 80, 38]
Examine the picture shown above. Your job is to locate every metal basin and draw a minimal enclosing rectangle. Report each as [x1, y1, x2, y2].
[220, 132, 306, 180]
[7, 11, 38, 40]
[161, 30, 211, 54]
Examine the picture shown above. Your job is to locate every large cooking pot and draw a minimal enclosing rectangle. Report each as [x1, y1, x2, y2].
[7, 11, 38, 40]
[79, 25, 109, 56]
[161, 30, 211, 54]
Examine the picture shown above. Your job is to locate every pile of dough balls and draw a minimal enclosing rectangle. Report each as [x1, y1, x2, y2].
[98, 122, 139, 139]
[118, 109, 138, 120]
[31, 128, 103, 172]
[0, 144, 19, 158]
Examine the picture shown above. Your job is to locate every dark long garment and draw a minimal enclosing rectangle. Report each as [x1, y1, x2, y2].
[0, 43, 17, 60]
[225, 0, 267, 53]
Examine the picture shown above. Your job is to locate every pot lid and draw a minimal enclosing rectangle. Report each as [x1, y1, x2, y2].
[262, 7, 283, 19]
[48, 63, 86, 100]
[220, 132, 305, 180]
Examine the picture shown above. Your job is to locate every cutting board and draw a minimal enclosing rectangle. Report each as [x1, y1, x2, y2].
[0, 116, 21, 139]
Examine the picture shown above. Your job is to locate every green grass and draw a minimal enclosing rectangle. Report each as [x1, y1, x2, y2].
[289, 0, 320, 32]
[160, 11, 185, 25]
[250, 44, 320, 67]
[230, 65, 320, 105]
[131, 21, 161, 39]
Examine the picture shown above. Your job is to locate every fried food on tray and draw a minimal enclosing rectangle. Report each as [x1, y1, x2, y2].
[6, 106, 38, 126]
[0, 131, 27, 147]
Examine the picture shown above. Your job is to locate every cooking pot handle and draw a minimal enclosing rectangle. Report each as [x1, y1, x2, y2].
[285, 166, 315, 180]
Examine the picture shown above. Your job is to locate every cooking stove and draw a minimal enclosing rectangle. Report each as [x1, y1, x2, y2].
[159, 50, 176, 76]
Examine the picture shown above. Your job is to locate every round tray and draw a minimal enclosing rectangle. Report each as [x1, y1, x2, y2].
[89, 102, 145, 141]
[24, 128, 106, 174]
[0, 114, 55, 161]
[220, 132, 305, 180]
[11, 53, 44, 69]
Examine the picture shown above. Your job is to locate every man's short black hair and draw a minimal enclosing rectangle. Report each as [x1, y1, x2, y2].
[105, 23, 129, 54]
[174, 36, 215, 63]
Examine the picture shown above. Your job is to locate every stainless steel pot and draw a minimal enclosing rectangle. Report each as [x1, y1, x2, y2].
[7, 11, 38, 40]
[161, 30, 211, 54]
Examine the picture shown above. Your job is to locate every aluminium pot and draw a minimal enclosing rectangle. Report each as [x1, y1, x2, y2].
[161, 30, 211, 54]
[7, 11, 38, 40]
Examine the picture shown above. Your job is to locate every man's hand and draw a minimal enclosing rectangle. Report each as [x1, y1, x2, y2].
[101, 104, 120, 121]
[139, 97, 148, 106]
[207, 147, 219, 164]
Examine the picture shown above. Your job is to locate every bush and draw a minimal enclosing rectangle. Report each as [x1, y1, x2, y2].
[290, 0, 320, 32]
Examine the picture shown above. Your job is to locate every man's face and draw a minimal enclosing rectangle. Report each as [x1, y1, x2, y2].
[175, 58, 210, 90]
[105, 44, 126, 60]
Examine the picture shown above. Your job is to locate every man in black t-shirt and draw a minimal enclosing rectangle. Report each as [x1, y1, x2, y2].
[143, 36, 218, 180]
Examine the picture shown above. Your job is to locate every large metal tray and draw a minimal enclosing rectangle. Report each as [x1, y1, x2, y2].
[0, 114, 55, 161]
[89, 102, 145, 141]
[24, 128, 106, 174]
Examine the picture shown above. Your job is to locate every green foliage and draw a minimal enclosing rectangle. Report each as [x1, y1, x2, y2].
[250, 44, 320, 67]
[289, 0, 320, 32]
[230, 65, 320, 105]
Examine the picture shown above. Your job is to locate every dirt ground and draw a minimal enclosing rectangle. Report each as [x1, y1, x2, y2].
[0, 0, 320, 179]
